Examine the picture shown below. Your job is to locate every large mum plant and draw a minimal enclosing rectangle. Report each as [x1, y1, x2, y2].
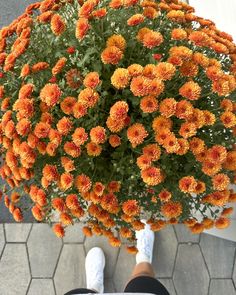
[0, 0, 236, 252]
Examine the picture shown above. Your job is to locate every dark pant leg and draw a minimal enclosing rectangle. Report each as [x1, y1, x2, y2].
[124, 275, 170, 295]
[64, 288, 96, 295]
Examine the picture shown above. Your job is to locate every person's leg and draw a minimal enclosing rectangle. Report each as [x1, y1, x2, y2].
[124, 220, 170, 295]
[64, 247, 105, 295]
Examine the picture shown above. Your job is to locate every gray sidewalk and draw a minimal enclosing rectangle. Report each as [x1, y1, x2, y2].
[0, 223, 235, 295]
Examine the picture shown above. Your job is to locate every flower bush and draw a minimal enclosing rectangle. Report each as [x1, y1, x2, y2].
[0, 0, 236, 252]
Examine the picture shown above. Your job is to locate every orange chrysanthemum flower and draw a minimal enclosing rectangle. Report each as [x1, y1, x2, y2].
[127, 64, 143, 77]
[61, 157, 75, 172]
[223, 151, 236, 170]
[31, 205, 44, 221]
[101, 193, 119, 214]
[189, 223, 205, 234]
[110, 101, 129, 120]
[194, 181, 206, 194]
[106, 34, 126, 51]
[140, 30, 164, 49]
[57, 117, 73, 136]
[101, 46, 123, 65]
[109, 134, 121, 147]
[53, 223, 65, 238]
[179, 122, 197, 138]
[171, 28, 187, 40]
[176, 138, 189, 155]
[152, 116, 172, 133]
[111, 68, 130, 89]
[163, 133, 180, 153]
[60, 96, 77, 115]
[92, 8, 107, 18]
[130, 76, 151, 97]
[122, 200, 140, 216]
[75, 174, 91, 193]
[127, 123, 148, 148]
[220, 98, 233, 111]
[179, 81, 201, 100]
[16, 118, 31, 137]
[142, 144, 161, 161]
[51, 14, 66, 35]
[202, 160, 222, 176]
[127, 14, 145, 26]
[75, 17, 90, 40]
[60, 212, 73, 225]
[78, 88, 100, 108]
[207, 145, 227, 163]
[136, 154, 152, 170]
[106, 116, 125, 133]
[65, 194, 79, 210]
[42, 164, 59, 182]
[34, 122, 50, 138]
[159, 98, 177, 118]
[72, 127, 88, 146]
[109, 237, 121, 247]
[221, 207, 234, 217]
[140, 96, 158, 113]
[83, 72, 100, 89]
[189, 137, 205, 155]
[220, 111, 236, 128]
[52, 197, 66, 212]
[155, 128, 171, 145]
[212, 173, 230, 191]
[161, 201, 182, 218]
[159, 189, 172, 202]
[119, 227, 133, 238]
[64, 141, 81, 158]
[13, 207, 23, 222]
[141, 166, 163, 186]
[40, 83, 61, 107]
[175, 100, 194, 119]
[155, 62, 176, 81]
[179, 176, 197, 193]
[215, 217, 230, 229]
[52, 57, 67, 75]
[73, 102, 87, 119]
[60, 173, 73, 191]
[90, 126, 106, 144]
[86, 141, 102, 156]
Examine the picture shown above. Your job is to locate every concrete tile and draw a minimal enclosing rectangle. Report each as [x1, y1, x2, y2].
[158, 279, 176, 295]
[63, 223, 85, 243]
[54, 244, 86, 295]
[209, 279, 236, 295]
[105, 278, 116, 293]
[233, 259, 236, 288]
[0, 244, 30, 295]
[173, 244, 210, 295]
[27, 224, 62, 277]
[200, 234, 236, 278]
[84, 235, 119, 279]
[5, 223, 32, 242]
[153, 226, 178, 277]
[0, 224, 5, 257]
[28, 279, 55, 295]
[174, 224, 200, 243]
[113, 245, 135, 291]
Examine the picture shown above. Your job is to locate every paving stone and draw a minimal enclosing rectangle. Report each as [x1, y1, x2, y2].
[63, 223, 85, 243]
[28, 279, 55, 295]
[173, 244, 209, 295]
[158, 279, 177, 295]
[5, 223, 32, 242]
[0, 244, 30, 295]
[0, 224, 5, 257]
[113, 245, 135, 291]
[84, 235, 119, 279]
[153, 226, 178, 277]
[200, 233, 236, 278]
[105, 278, 116, 293]
[174, 224, 200, 243]
[233, 259, 236, 288]
[209, 279, 236, 295]
[27, 224, 62, 277]
[54, 244, 86, 295]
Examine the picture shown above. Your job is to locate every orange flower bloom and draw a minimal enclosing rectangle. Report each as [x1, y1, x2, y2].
[140, 96, 158, 113]
[141, 166, 163, 186]
[107, 181, 121, 193]
[109, 134, 121, 147]
[152, 116, 172, 132]
[42, 164, 59, 182]
[37, 11, 54, 23]
[36, 189, 47, 207]
[159, 189, 172, 202]
[61, 157, 75, 172]
[221, 207, 234, 217]
[49, 129, 62, 146]
[122, 200, 140, 216]
[141, 30, 164, 49]
[90, 126, 106, 144]
[163, 134, 180, 153]
[127, 64, 143, 77]
[16, 118, 31, 136]
[72, 127, 88, 146]
[109, 237, 121, 247]
[171, 28, 187, 40]
[60, 212, 73, 225]
[189, 223, 205, 234]
[159, 98, 177, 117]
[136, 154, 152, 170]
[220, 111, 236, 128]
[75, 174, 91, 193]
[127, 123, 148, 148]
[34, 122, 50, 138]
[52, 57, 67, 75]
[143, 7, 158, 19]
[220, 98, 233, 111]
[52, 197, 66, 212]
[155, 128, 171, 145]
[40, 83, 61, 107]
[110, 101, 129, 120]
[32, 62, 49, 73]
[101, 46, 123, 65]
[31, 205, 44, 221]
[18, 83, 34, 100]
[83, 226, 93, 237]
[73, 102, 87, 118]
[223, 151, 236, 170]
[53, 223, 65, 238]
[11, 192, 21, 203]
[13, 207, 23, 222]
[212, 173, 230, 191]
[215, 217, 230, 229]
[202, 160, 222, 176]
[142, 144, 161, 161]
[189, 137, 205, 155]
[207, 145, 227, 163]
[101, 193, 119, 214]
[83, 72, 100, 89]
[119, 227, 133, 238]
[60, 173, 73, 190]
[127, 14, 145, 26]
[179, 176, 197, 193]
[149, 78, 165, 97]
[131, 220, 145, 230]
[78, 88, 100, 108]
[20, 64, 30, 77]
[64, 141, 81, 158]
[57, 117, 73, 135]
[106, 34, 126, 51]
[179, 122, 197, 138]
[202, 218, 214, 230]
[180, 61, 198, 77]
[155, 62, 176, 81]
[179, 81, 201, 100]
[109, 0, 123, 9]
[75, 17, 90, 40]
[130, 76, 151, 97]
[92, 8, 107, 18]
[194, 181, 206, 194]
[169, 46, 192, 60]
[65, 194, 79, 210]
[79, 0, 96, 18]
[161, 201, 182, 218]
[93, 182, 105, 196]
[86, 141, 102, 156]
[176, 138, 189, 155]
[111, 68, 130, 89]
[51, 14, 65, 35]
[188, 31, 210, 47]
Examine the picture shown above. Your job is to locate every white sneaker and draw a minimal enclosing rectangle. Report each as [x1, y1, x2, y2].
[135, 220, 155, 264]
[85, 247, 105, 293]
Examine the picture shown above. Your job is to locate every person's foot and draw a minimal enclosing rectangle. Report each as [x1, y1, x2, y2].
[135, 219, 155, 264]
[85, 247, 105, 293]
